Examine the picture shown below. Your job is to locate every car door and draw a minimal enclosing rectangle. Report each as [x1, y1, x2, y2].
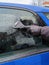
[0, 6, 49, 65]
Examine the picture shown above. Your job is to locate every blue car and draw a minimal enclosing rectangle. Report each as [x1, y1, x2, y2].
[0, 2, 49, 65]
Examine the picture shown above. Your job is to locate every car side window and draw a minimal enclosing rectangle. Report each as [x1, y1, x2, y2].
[17, 10, 38, 25]
[0, 8, 48, 62]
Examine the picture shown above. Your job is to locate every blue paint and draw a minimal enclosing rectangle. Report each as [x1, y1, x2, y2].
[0, 2, 49, 65]
[0, 2, 49, 25]
[0, 2, 49, 12]
[37, 13, 49, 26]
[0, 52, 49, 65]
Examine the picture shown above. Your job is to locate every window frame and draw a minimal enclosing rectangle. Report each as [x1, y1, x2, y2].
[43, 12, 49, 20]
[0, 6, 46, 26]
[0, 6, 48, 63]
[0, 48, 49, 63]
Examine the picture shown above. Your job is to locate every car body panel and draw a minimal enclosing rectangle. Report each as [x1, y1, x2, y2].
[0, 2, 49, 65]
[1, 52, 49, 65]
[0, 2, 49, 26]
[0, 2, 49, 13]
[37, 13, 49, 26]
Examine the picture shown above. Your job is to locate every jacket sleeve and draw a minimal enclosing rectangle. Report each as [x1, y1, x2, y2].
[28, 25, 41, 36]
[41, 26, 49, 40]
[29, 25, 49, 40]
